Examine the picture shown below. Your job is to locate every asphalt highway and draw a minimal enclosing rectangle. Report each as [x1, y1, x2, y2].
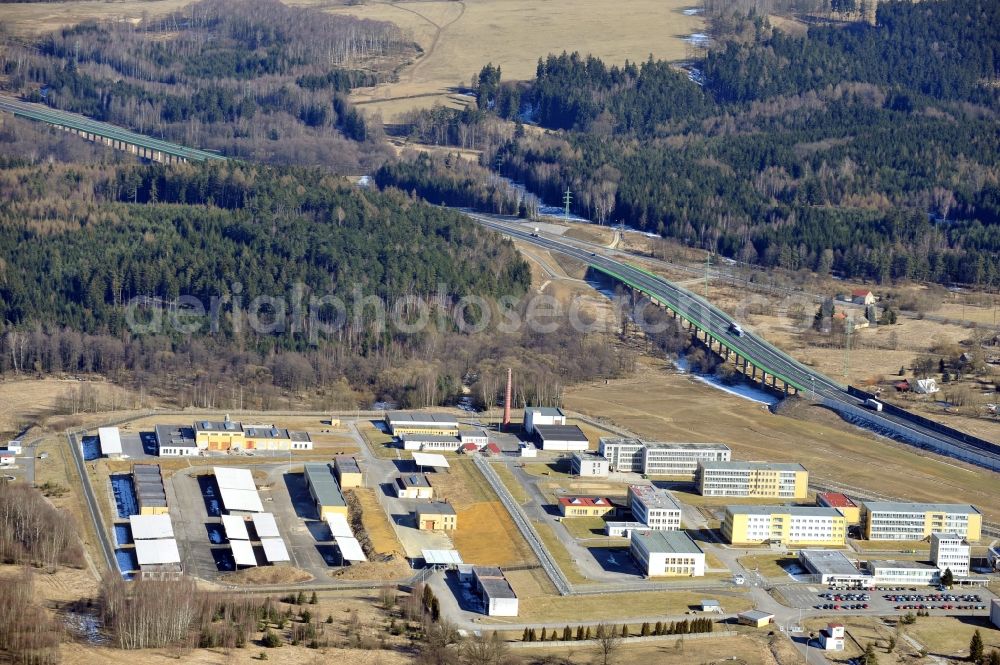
[467, 212, 1000, 464]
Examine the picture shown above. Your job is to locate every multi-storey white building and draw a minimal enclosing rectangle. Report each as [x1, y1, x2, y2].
[697, 461, 808, 499]
[598, 438, 731, 478]
[627, 485, 681, 531]
[930, 532, 970, 578]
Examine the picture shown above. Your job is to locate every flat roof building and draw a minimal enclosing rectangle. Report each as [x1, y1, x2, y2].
[133, 464, 168, 515]
[154, 424, 198, 457]
[724, 506, 846, 547]
[866, 559, 940, 586]
[401, 434, 463, 451]
[599, 438, 731, 478]
[213, 466, 264, 514]
[930, 532, 970, 578]
[798, 549, 871, 586]
[558, 496, 615, 518]
[134, 539, 182, 579]
[697, 460, 808, 499]
[533, 424, 589, 451]
[334, 455, 363, 488]
[571, 451, 610, 477]
[242, 425, 313, 452]
[195, 419, 245, 451]
[303, 463, 347, 518]
[628, 485, 681, 531]
[98, 427, 123, 459]
[817, 492, 861, 524]
[386, 412, 459, 437]
[395, 473, 434, 499]
[472, 566, 518, 617]
[630, 530, 705, 577]
[129, 514, 174, 540]
[415, 502, 457, 531]
[605, 521, 646, 538]
[523, 407, 566, 434]
[289, 431, 313, 450]
[863, 502, 982, 541]
[738, 610, 774, 628]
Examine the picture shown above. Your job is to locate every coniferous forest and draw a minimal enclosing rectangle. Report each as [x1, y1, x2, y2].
[386, 0, 1000, 286]
[0, 0, 410, 170]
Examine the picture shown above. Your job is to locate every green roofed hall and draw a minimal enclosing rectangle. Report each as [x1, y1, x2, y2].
[303, 463, 347, 518]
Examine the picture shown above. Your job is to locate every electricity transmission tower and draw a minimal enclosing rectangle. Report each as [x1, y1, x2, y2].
[563, 188, 572, 217]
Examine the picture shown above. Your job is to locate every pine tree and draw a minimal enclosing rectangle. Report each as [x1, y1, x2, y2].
[576, 626, 585, 640]
[641, 622, 651, 636]
[620, 624, 628, 638]
[585, 627, 592, 640]
[540, 627, 547, 641]
[295, 591, 305, 605]
[309, 591, 318, 604]
[655, 621, 664, 635]
[522, 627, 530, 642]
[563, 626, 572, 641]
[970, 630, 985, 663]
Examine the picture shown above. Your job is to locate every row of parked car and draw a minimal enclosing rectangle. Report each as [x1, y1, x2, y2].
[817, 603, 870, 610]
[820, 592, 871, 602]
[893, 603, 986, 611]
[883, 592, 983, 603]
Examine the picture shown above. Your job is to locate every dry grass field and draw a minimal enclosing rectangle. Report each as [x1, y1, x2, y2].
[0, 377, 143, 433]
[514, 588, 752, 623]
[563, 356, 1000, 522]
[352, 487, 405, 556]
[517, 634, 779, 665]
[333, 0, 705, 120]
[432, 459, 538, 566]
[803, 615, 1000, 664]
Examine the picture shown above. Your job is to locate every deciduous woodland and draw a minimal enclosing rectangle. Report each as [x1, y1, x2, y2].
[387, 0, 1000, 286]
[0, 130, 633, 408]
[0, 0, 412, 170]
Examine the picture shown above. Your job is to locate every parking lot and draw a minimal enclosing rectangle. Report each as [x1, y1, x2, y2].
[166, 465, 356, 579]
[778, 583, 997, 618]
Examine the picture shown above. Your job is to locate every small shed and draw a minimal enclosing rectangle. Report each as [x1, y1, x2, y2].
[700, 599, 722, 613]
[738, 610, 774, 627]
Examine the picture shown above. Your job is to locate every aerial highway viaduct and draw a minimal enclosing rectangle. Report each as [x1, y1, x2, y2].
[0, 95, 226, 164]
[466, 212, 1000, 472]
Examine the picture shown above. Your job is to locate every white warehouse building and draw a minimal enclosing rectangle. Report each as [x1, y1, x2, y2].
[523, 407, 566, 434]
[630, 530, 705, 577]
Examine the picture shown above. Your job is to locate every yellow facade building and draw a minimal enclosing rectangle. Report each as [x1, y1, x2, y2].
[723, 506, 846, 547]
[698, 461, 809, 500]
[334, 455, 363, 489]
[416, 502, 458, 531]
[863, 502, 982, 541]
[558, 496, 615, 518]
[194, 420, 245, 451]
